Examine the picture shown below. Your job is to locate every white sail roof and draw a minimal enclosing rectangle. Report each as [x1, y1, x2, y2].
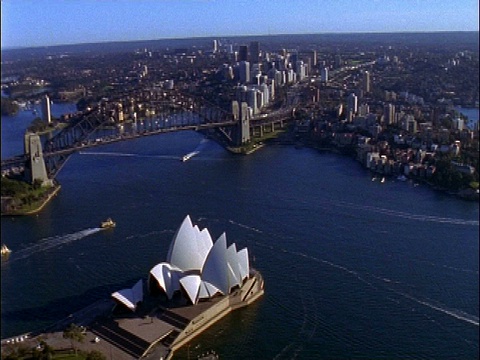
[198, 281, 210, 300]
[201, 233, 229, 295]
[140, 215, 252, 305]
[111, 279, 143, 311]
[226, 243, 241, 289]
[237, 248, 250, 281]
[166, 215, 213, 271]
[179, 275, 201, 304]
[149, 262, 182, 298]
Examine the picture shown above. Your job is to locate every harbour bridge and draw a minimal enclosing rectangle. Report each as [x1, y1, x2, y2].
[1, 89, 291, 183]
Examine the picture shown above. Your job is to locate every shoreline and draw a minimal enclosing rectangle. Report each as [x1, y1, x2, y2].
[1, 271, 265, 360]
[1, 183, 61, 216]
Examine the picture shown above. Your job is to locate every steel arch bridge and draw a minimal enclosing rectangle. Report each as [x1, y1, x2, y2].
[2, 89, 292, 180]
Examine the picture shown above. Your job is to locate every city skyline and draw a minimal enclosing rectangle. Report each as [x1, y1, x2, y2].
[1, 0, 479, 49]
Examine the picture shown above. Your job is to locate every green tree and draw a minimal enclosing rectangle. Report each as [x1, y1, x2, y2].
[63, 323, 85, 356]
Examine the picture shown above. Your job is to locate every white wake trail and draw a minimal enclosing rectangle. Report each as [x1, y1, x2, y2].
[4, 228, 103, 263]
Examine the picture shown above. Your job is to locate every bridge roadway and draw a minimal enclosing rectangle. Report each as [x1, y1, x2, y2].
[44, 120, 237, 158]
[1, 119, 237, 170]
[1, 107, 292, 170]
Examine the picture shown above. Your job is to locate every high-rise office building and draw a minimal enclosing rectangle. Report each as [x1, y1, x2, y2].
[238, 45, 248, 62]
[383, 104, 396, 125]
[363, 71, 371, 93]
[239, 61, 250, 83]
[347, 93, 358, 114]
[321, 67, 329, 83]
[250, 41, 259, 63]
[213, 40, 218, 53]
[296, 61, 306, 81]
[41, 94, 51, 124]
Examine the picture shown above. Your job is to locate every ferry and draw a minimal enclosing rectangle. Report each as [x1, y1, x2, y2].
[397, 175, 407, 182]
[100, 218, 116, 229]
[181, 151, 199, 162]
[1, 244, 12, 256]
[380, 177, 385, 183]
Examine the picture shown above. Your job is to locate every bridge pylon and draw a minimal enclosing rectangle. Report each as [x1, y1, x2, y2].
[232, 100, 250, 146]
[24, 132, 53, 186]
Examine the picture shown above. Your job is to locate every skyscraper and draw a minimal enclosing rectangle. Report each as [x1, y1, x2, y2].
[239, 61, 250, 83]
[363, 71, 371, 93]
[347, 93, 358, 114]
[249, 41, 259, 63]
[41, 94, 51, 124]
[384, 104, 396, 125]
[213, 40, 218, 53]
[321, 67, 329, 83]
[238, 45, 248, 62]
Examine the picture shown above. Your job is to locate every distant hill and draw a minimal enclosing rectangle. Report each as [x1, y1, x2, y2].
[2, 31, 478, 61]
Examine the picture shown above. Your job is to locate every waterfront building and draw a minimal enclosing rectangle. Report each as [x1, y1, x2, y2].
[112, 215, 255, 308]
[41, 94, 51, 124]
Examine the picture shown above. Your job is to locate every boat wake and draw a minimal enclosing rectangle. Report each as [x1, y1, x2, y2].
[335, 201, 479, 226]
[3, 228, 102, 264]
[228, 219, 263, 233]
[79, 151, 180, 160]
[181, 138, 210, 161]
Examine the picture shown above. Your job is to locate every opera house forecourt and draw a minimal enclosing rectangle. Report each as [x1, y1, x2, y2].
[105, 215, 264, 359]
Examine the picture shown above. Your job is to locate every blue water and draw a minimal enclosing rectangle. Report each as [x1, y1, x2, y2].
[457, 107, 479, 130]
[1, 102, 77, 158]
[1, 109, 479, 359]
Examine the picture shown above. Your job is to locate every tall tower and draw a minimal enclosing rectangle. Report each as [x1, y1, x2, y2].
[311, 50, 317, 67]
[238, 45, 248, 62]
[239, 61, 250, 84]
[41, 94, 51, 124]
[363, 71, 371, 93]
[249, 41, 259, 63]
[347, 93, 358, 114]
[321, 67, 329, 83]
[24, 132, 52, 186]
[213, 39, 218, 53]
[384, 103, 396, 125]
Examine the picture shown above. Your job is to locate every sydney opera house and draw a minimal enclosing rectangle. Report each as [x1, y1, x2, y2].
[112, 215, 255, 310]
[106, 215, 264, 359]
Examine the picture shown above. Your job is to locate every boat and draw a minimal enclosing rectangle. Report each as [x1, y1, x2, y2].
[181, 151, 199, 162]
[380, 177, 385, 183]
[1, 244, 12, 256]
[100, 218, 116, 229]
[397, 175, 407, 181]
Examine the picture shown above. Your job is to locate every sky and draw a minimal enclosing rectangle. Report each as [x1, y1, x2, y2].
[1, 0, 479, 49]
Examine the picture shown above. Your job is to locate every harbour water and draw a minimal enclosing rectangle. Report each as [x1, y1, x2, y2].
[1, 108, 479, 359]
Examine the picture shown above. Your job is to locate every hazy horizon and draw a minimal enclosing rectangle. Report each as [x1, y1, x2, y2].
[1, 0, 478, 49]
